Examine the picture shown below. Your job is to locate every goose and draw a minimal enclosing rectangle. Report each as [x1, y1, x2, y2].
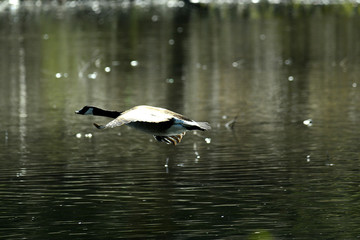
[75, 105, 211, 145]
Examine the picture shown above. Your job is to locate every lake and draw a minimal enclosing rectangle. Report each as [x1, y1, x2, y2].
[0, 1, 359, 239]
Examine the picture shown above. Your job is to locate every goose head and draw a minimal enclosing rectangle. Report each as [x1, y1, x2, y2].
[75, 106, 95, 115]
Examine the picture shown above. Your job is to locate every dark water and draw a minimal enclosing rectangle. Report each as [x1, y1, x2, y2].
[1, 2, 360, 239]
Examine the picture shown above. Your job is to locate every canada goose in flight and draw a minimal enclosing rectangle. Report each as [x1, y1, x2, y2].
[75, 105, 211, 145]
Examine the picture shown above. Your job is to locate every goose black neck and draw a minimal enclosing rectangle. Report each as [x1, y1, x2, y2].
[93, 107, 122, 118]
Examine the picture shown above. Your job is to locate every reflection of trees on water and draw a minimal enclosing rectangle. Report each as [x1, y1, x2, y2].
[0, 4, 360, 240]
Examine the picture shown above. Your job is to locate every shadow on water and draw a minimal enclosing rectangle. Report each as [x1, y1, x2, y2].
[0, 2, 360, 239]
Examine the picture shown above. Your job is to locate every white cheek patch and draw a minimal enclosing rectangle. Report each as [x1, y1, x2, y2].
[85, 108, 94, 115]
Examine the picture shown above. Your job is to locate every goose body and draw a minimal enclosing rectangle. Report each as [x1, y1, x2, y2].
[75, 105, 211, 145]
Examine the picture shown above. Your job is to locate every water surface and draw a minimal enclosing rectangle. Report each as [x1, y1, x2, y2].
[0, 3, 360, 239]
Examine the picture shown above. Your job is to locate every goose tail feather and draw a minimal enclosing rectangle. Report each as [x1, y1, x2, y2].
[196, 122, 211, 131]
[93, 123, 105, 129]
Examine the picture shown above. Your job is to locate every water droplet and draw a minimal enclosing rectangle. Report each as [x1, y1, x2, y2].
[84, 133, 92, 138]
[88, 72, 97, 79]
[91, 1, 100, 13]
[177, 27, 183, 33]
[166, 78, 174, 84]
[55, 73, 62, 78]
[169, 39, 175, 45]
[151, 15, 159, 22]
[352, 83, 357, 88]
[76, 133, 82, 138]
[104, 67, 111, 72]
[288, 76, 294, 81]
[303, 119, 312, 127]
[205, 138, 211, 144]
[284, 59, 292, 65]
[130, 60, 138, 67]
[178, 1, 185, 7]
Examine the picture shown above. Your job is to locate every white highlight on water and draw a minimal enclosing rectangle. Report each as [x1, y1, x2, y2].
[303, 119, 312, 126]
[130, 60, 138, 67]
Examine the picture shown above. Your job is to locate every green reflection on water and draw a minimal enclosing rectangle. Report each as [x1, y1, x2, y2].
[0, 3, 359, 240]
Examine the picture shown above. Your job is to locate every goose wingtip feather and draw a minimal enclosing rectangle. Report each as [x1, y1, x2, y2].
[93, 123, 104, 129]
